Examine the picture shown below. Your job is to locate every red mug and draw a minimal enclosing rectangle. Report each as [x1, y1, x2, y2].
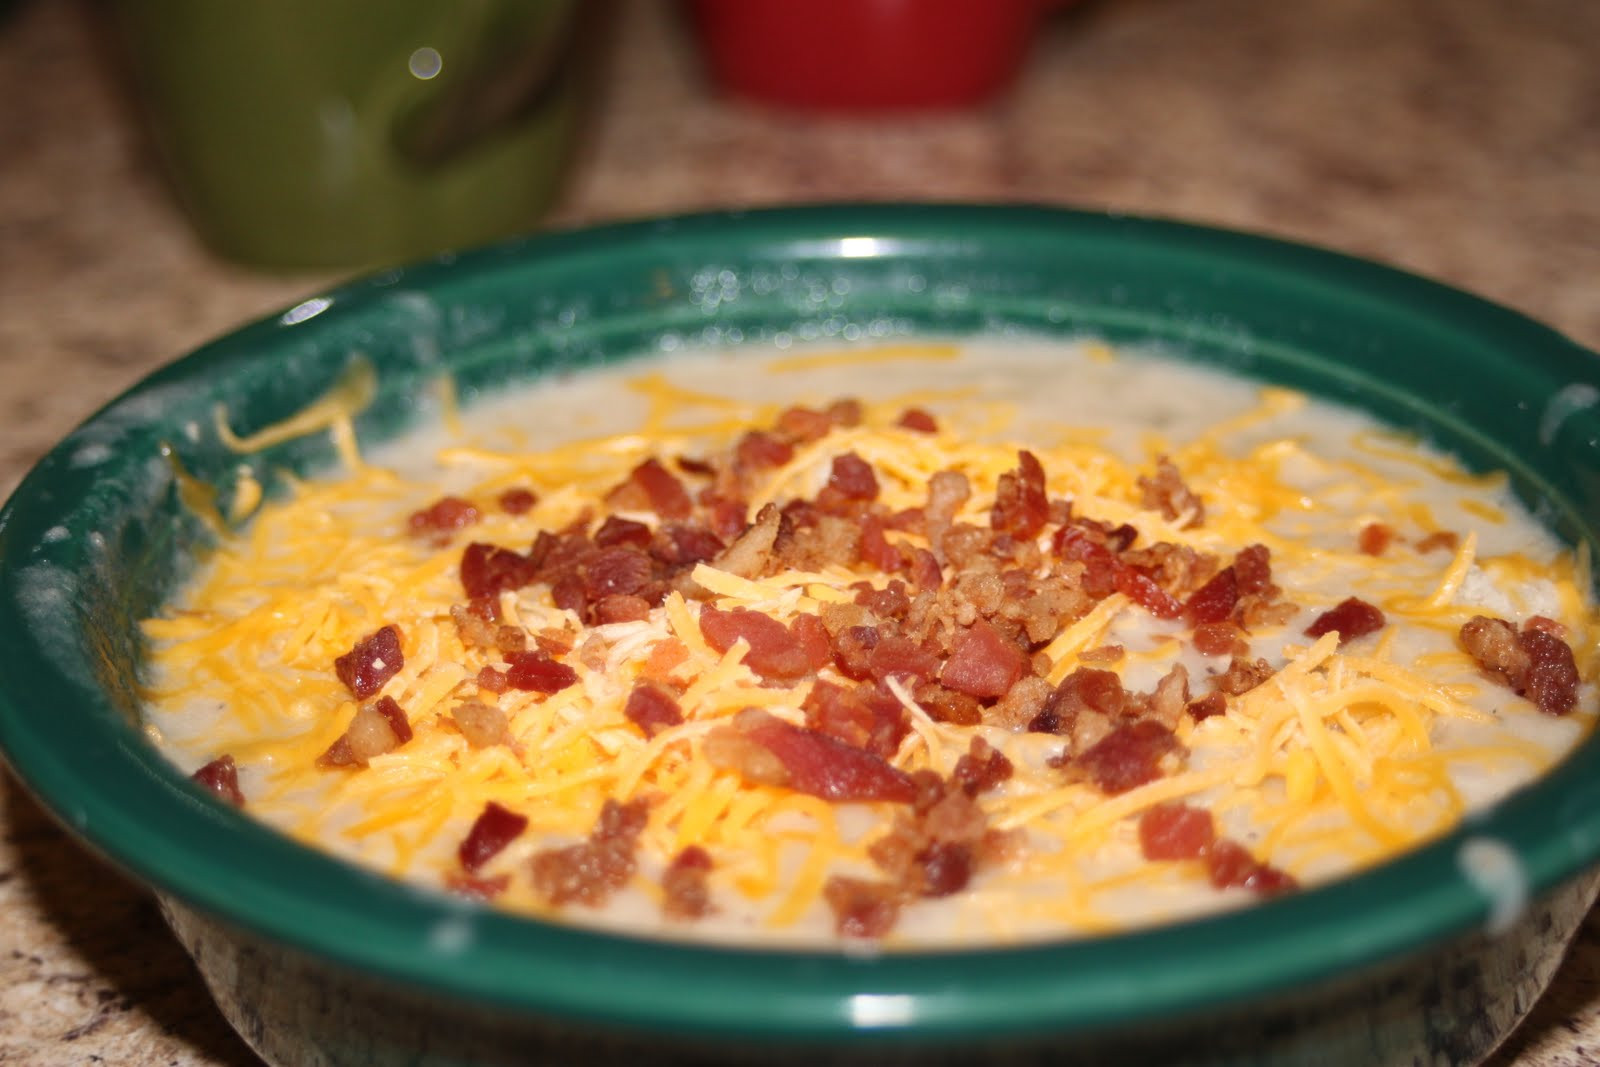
[687, 0, 1063, 112]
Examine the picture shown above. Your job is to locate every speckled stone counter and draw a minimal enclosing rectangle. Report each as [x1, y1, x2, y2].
[3, 1, 1599, 1063]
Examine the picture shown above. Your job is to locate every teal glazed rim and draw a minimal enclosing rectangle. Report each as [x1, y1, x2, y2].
[3, 205, 1600, 1050]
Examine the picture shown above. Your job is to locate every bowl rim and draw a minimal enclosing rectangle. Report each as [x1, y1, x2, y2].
[3, 203, 1599, 1046]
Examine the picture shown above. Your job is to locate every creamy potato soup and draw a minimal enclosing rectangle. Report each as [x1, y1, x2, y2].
[144, 340, 1597, 946]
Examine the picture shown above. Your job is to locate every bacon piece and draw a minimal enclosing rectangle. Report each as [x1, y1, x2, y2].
[941, 619, 1026, 699]
[662, 845, 714, 920]
[951, 737, 1013, 796]
[460, 542, 537, 600]
[318, 696, 410, 767]
[1358, 522, 1394, 556]
[408, 496, 480, 537]
[1462, 615, 1580, 715]
[503, 650, 579, 693]
[458, 801, 529, 872]
[824, 876, 902, 938]
[593, 515, 652, 549]
[497, 487, 538, 515]
[1416, 531, 1461, 554]
[896, 408, 938, 433]
[711, 502, 780, 579]
[1205, 839, 1297, 896]
[775, 406, 834, 443]
[867, 633, 942, 684]
[581, 546, 653, 602]
[699, 606, 828, 681]
[735, 430, 794, 472]
[1138, 803, 1215, 861]
[191, 755, 244, 806]
[1193, 621, 1243, 657]
[803, 679, 907, 758]
[1138, 456, 1205, 528]
[626, 458, 694, 519]
[1115, 566, 1184, 619]
[991, 450, 1050, 539]
[334, 625, 404, 698]
[857, 514, 902, 573]
[624, 681, 684, 737]
[1522, 628, 1580, 716]
[827, 452, 880, 501]
[1187, 691, 1228, 721]
[1072, 720, 1182, 794]
[530, 798, 649, 907]
[1233, 543, 1273, 597]
[708, 708, 917, 803]
[1213, 656, 1275, 696]
[1304, 597, 1385, 644]
[451, 700, 511, 748]
[594, 595, 651, 624]
[444, 872, 511, 901]
[476, 666, 508, 694]
[1184, 567, 1238, 626]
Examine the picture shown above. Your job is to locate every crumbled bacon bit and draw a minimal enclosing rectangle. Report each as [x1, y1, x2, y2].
[408, 496, 480, 538]
[623, 681, 684, 737]
[1193, 621, 1243, 657]
[706, 708, 917, 803]
[1212, 656, 1275, 696]
[334, 625, 404, 698]
[1184, 567, 1238, 626]
[896, 408, 939, 433]
[612, 458, 693, 519]
[319, 696, 411, 767]
[803, 679, 907, 758]
[827, 452, 880, 501]
[1304, 597, 1386, 644]
[530, 798, 649, 907]
[823, 876, 902, 938]
[1187, 691, 1228, 721]
[476, 666, 507, 694]
[699, 606, 830, 681]
[711, 502, 780, 580]
[1138, 456, 1205, 528]
[868, 633, 942, 684]
[662, 846, 714, 920]
[735, 430, 794, 472]
[593, 515, 652, 549]
[1071, 720, 1183, 794]
[940, 619, 1026, 699]
[1233, 543, 1273, 597]
[503, 650, 579, 693]
[458, 801, 529, 872]
[1205, 838, 1297, 896]
[497, 487, 538, 515]
[460, 542, 537, 600]
[191, 755, 244, 806]
[1416, 531, 1461, 554]
[1358, 522, 1394, 556]
[451, 700, 511, 748]
[1138, 803, 1215, 861]
[991, 450, 1050, 539]
[775, 405, 834, 443]
[1461, 614, 1580, 715]
[951, 737, 1013, 796]
[445, 872, 511, 901]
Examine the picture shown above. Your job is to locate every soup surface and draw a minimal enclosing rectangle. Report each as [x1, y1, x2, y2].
[144, 340, 1597, 946]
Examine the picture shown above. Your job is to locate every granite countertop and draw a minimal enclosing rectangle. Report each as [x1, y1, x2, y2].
[3, 0, 1599, 1063]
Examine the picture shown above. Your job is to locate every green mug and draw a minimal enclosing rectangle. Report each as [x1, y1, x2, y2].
[111, 0, 586, 271]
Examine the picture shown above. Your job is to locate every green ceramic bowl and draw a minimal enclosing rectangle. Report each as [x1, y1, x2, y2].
[3, 206, 1600, 1066]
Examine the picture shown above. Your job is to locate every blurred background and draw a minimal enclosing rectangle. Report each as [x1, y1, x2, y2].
[1, 0, 1599, 1063]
